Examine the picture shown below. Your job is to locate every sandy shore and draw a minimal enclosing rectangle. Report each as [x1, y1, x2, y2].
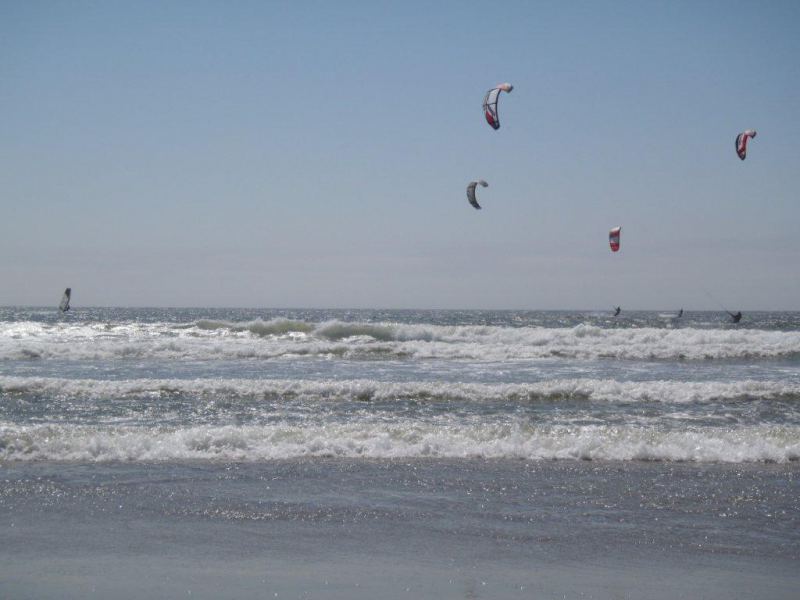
[1, 459, 798, 599]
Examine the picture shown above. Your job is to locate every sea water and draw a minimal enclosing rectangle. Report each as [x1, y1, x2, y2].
[1, 308, 798, 598]
[2, 307, 800, 463]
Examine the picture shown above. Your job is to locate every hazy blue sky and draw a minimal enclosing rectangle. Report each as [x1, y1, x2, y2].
[2, 0, 798, 309]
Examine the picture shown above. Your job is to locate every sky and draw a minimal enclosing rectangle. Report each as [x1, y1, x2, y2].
[1, 0, 798, 310]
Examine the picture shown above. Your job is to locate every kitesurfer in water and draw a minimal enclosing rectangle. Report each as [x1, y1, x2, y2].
[728, 311, 742, 323]
[677, 308, 683, 318]
[614, 306, 621, 317]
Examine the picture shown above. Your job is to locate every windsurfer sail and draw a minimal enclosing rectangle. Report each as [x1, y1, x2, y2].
[59, 288, 71, 312]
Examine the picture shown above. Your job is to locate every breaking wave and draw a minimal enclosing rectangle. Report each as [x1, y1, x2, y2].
[2, 421, 797, 463]
[195, 318, 314, 336]
[2, 320, 800, 361]
[2, 376, 799, 405]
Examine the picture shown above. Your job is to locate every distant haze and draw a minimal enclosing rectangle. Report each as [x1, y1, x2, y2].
[2, 1, 798, 310]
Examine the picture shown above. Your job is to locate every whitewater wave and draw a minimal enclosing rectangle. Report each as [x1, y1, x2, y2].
[3, 320, 800, 361]
[2, 376, 799, 405]
[2, 421, 797, 463]
[196, 318, 314, 337]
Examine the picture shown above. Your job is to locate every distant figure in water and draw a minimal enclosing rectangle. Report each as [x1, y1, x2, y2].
[729, 311, 742, 323]
[59, 287, 71, 312]
[677, 308, 683, 318]
[613, 306, 621, 317]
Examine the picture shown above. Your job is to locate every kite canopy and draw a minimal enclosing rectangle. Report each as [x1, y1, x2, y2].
[609, 227, 621, 252]
[467, 180, 489, 209]
[59, 287, 71, 312]
[735, 129, 757, 160]
[482, 83, 513, 130]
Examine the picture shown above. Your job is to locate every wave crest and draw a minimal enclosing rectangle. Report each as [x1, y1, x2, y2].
[196, 318, 314, 337]
[2, 376, 798, 405]
[3, 320, 800, 361]
[2, 422, 797, 464]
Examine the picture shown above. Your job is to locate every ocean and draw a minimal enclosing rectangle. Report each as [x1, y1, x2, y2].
[1, 307, 798, 598]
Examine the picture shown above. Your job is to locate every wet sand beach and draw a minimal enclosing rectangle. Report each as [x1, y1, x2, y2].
[2, 459, 797, 599]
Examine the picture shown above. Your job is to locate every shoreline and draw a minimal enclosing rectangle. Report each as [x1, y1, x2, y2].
[2, 459, 797, 599]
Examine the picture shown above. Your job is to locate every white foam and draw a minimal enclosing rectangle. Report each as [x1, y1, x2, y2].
[2, 375, 798, 404]
[2, 421, 797, 463]
[2, 319, 800, 362]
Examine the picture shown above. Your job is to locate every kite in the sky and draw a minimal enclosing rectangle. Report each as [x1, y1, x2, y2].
[467, 180, 489, 209]
[609, 227, 621, 252]
[735, 129, 757, 160]
[483, 83, 513, 130]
